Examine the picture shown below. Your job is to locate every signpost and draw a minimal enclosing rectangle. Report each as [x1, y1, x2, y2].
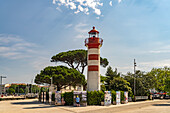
[55, 91, 61, 105]
[104, 91, 112, 106]
[116, 91, 121, 105]
[124, 91, 128, 104]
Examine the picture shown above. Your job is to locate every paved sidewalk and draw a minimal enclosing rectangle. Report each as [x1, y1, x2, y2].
[0, 99, 169, 113]
[61, 99, 170, 113]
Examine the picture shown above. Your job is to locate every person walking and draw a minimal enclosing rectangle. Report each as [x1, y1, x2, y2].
[76, 96, 80, 107]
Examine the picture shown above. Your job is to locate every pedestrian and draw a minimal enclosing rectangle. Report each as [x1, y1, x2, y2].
[76, 96, 80, 107]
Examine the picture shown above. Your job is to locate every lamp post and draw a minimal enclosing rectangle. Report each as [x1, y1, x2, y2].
[0, 76, 6, 95]
[134, 59, 137, 99]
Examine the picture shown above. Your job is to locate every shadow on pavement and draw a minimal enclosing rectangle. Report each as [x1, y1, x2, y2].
[11, 101, 41, 105]
[152, 104, 170, 106]
[23, 105, 56, 109]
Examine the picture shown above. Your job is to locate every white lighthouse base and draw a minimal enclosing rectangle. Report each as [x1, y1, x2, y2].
[87, 71, 100, 91]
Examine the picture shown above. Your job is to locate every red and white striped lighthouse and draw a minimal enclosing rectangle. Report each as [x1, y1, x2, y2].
[85, 26, 103, 91]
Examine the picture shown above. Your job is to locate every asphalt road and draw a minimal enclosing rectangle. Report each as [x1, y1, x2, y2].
[0, 99, 169, 113]
[82, 99, 170, 113]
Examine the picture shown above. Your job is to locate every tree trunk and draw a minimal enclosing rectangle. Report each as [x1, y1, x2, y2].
[57, 85, 61, 91]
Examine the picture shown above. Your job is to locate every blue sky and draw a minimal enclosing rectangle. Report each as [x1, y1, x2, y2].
[1, 0, 170, 84]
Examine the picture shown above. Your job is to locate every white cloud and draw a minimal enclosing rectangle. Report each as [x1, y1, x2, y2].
[0, 47, 10, 52]
[53, 0, 56, 4]
[149, 50, 170, 54]
[96, 17, 100, 19]
[139, 59, 170, 72]
[109, 1, 112, 6]
[74, 23, 89, 38]
[147, 44, 170, 54]
[118, 0, 122, 3]
[31, 57, 55, 71]
[94, 8, 101, 15]
[0, 34, 37, 59]
[0, 34, 22, 45]
[68, 2, 77, 10]
[53, 0, 122, 15]
[54, 0, 103, 15]
[65, 24, 73, 28]
[78, 5, 84, 12]
[56, 7, 62, 12]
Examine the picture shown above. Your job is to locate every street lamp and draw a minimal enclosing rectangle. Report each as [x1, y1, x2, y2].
[0, 76, 7, 95]
[134, 59, 137, 98]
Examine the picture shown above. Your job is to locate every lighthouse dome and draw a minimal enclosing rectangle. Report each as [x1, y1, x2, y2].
[88, 26, 99, 34]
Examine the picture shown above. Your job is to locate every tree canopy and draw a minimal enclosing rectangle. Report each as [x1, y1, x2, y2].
[51, 49, 109, 74]
[123, 70, 156, 96]
[35, 66, 86, 91]
[101, 66, 132, 93]
[109, 77, 131, 92]
[165, 77, 170, 95]
[105, 66, 121, 89]
[7, 88, 15, 94]
[149, 67, 170, 92]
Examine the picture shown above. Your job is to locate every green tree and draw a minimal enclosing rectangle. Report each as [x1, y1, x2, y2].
[105, 66, 121, 89]
[100, 75, 106, 85]
[165, 77, 170, 95]
[109, 77, 132, 92]
[8, 88, 15, 94]
[124, 70, 156, 96]
[31, 85, 40, 93]
[19, 88, 24, 93]
[10, 84, 17, 93]
[100, 75, 106, 92]
[35, 66, 86, 91]
[51, 49, 109, 74]
[149, 67, 170, 92]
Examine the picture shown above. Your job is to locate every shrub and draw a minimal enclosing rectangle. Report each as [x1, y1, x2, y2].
[121, 91, 125, 101]
[8, 88, 15, 94]
[128, 90, 133, 97]
[101, 85, 106, 92]
[111, 90, 116, 103]
[87, 90, 104, 105]
[52, 93, 55, 101]
[64, 92, 73, 105]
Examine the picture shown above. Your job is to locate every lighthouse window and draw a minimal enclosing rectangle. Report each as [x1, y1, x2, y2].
[90, 32, 99, 38]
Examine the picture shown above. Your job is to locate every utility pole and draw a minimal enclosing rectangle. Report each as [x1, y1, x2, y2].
[134, 59, 137, 98]
[0, 76, 7, 95]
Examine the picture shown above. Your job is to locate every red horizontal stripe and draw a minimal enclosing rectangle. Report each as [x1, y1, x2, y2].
[88, 65, 99, 71]
[88, 43, 100, 49]
[88, 54, 99, 60]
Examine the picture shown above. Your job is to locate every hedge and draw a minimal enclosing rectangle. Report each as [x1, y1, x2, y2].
[87, 90, 104, 105]
[64, 92, 73, 105]
[121, 91, 125, 101]
[111, 90, 116, 103]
